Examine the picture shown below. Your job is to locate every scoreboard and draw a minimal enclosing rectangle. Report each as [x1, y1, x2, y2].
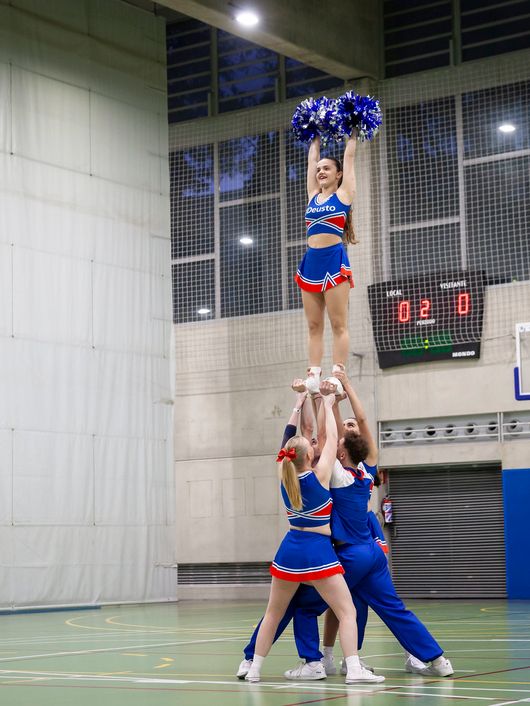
[368, 270, 486, 369]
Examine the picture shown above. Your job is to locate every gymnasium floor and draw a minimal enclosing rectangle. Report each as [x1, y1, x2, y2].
[0, 600, 529, 705]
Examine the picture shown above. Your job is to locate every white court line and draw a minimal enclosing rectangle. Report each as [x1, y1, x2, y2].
[0, 672, 494, 699]
[488, 699, 530, 706]
[2, 670, 528, 695]
[0, 636, 245, 663]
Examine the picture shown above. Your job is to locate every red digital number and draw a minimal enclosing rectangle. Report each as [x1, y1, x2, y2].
[398, 300, 410, 323]
[420, 298, 431, 318]
[457, 292, 470, 315]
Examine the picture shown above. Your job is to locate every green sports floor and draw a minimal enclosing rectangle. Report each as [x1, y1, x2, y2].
[0, 599, 529, 706]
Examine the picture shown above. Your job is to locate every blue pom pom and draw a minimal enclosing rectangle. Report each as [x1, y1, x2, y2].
[314, 96, 342, 145]
[336, 91, 383, 142]
[291, 98, 321, 144]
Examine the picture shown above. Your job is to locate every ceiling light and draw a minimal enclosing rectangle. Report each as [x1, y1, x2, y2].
[197, 308, 211, 315]
[239, 236, 253, 245]
[498, 123, 516, 133]
[235, 10, 259, 26]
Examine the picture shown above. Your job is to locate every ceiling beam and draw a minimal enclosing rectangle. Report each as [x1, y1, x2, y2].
[158, 0, 382, 80]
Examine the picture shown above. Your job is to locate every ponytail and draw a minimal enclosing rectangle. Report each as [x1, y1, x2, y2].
[282, 459, 302, 511]
[277, 436, 307, 511]
[343, 207, 358, 245]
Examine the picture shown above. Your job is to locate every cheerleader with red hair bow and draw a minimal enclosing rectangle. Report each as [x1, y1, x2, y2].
[245, 381, 383, 685]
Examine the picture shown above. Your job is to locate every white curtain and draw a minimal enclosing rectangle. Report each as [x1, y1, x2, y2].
[0, 0, 174, 607]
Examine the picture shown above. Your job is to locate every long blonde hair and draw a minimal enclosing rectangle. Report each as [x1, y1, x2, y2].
[279, 436, 308, 511]
[327, 157, 358, 245]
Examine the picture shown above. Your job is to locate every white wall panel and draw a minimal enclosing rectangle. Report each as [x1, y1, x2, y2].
[89, 0, 164, 64]
[13, 431, 93, 525]
[3, 194, 95, 260]
[12, 0, 89, 33]
[8, 339, 95, 433]
[90, 350, 169, 438]
[13, 247, 92, 345]
[91, 93, 161, 191]
[0, 62, 10, 154]
[5, 8, 90, 87]
[0, 430, 13, 525]
[12, 68, 90, 172]
[150, 193, 171, 237]
[149, 235, 171, 278]
[94, 221, 150, 271]
[93, 263, 164, 355]
[94, 436, 168, 525]
[0, 242, 12, 336]
[0, 529, 14, 607]
[0, 0, 171, 607]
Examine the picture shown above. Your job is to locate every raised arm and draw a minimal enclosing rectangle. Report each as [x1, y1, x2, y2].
[313, 382, 338, 487]
[336, 370, 377, 466]
[307, 136, 321, 200]
[280, 381, 308, 449]
[336, 135, 357, 205]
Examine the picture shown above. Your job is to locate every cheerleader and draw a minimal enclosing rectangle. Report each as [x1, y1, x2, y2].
[296, 134, 358, 392]
[244, 382, 384, 685]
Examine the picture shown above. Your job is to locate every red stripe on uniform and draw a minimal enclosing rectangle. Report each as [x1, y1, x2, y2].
[294, 272, 354, 293]
[270, 565, 345, 582]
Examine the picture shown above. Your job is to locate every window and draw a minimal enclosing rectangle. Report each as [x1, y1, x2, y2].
[167, 20, 211, 123]
[170, 145, 214, 259]
[462, 81, 530, 159]
[465, 157, 530, 284]
[388, 97, 459, 226]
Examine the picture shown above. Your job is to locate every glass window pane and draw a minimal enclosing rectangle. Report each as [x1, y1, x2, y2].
[465, 157, 530, 284]
[172, 260, 215, 324]
[219, 132, 279, 201]
[170, 146, 214, 258]
[390, 224, 461, 278]
[220, 200, 281, 317]
[463, 81, 530, 159]
[387, 97, 458, 225]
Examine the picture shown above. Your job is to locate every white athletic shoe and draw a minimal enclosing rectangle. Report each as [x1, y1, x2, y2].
[304, 367, 321, 395]
[423, 658, 454, 677]
[405, 654, 428, 674]
[237, 658, 252, 679]
[322, 654, 337, 676]
[284, 661, 326, 680]
[345, 665, 385, 684]
[406, 655, 453, 677]
[245, 667, 260, 683]
[340, 658, 374, 675]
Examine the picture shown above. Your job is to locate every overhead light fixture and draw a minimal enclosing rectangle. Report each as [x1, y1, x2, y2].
[239, 236, 253, 245]
[197, 307, 211, 315]
[235, 9, 259, 26]
[498, 123, 516, 133]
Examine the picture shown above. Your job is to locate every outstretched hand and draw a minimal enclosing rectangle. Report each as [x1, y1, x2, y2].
[319, 380, 337, 402]
[291, 378, 306, 393]
[334, 369, 350, 388]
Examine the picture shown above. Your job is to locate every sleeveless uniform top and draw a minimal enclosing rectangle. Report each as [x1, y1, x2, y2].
[281, 470, 333, 528]
[330, 461, 376, 544]
[305, 192, 351, 238]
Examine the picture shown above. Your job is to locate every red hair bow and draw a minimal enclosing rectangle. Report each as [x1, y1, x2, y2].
[276, 448, 297, 463]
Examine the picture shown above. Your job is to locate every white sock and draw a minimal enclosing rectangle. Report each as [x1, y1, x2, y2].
[249, 654, 264, 672]
[323, 645, 334, 659]
[345, 655, 361, 672]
